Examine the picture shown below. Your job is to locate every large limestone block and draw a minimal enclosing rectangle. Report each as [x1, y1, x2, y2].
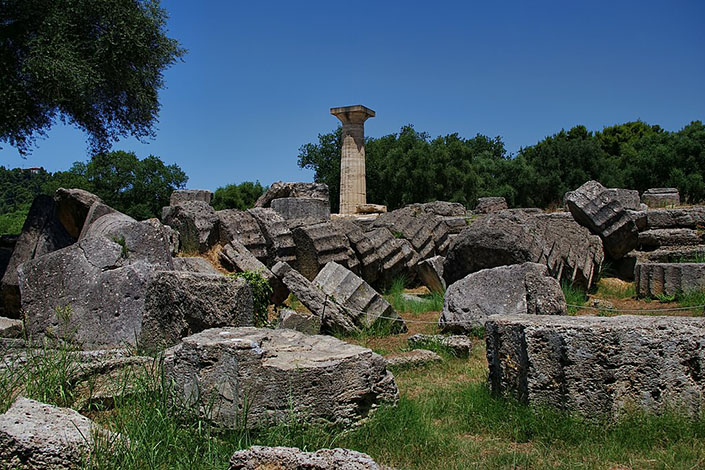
[443, 210, 544, 285]
[140, 271, 253, 351]
[566, 180, 638, 259]
[314, 262, 406, 333]
[0, 397, 116, 469]
[1, 195, 75, 318]
[53, 188, 103, 238]
[255, 181, 329, 208]
[163, 327, 399, 429]
[486, 315, 705, 416]
[336, 220, 417, 286]
[271, 197, 331, 222]
[408, 200, 467, 217]
[162, 201, 219, 253]
[439, 263, 565, 333]
[646, 207, 705, 229]
[535, 212, 604, 288]
[373, 207, 449, 260]
[247, 207, 296, 265]
[229, 446, 386, 470]
[173, 256, 222, 274]
[474, 197, 508, 213]
[19, 237, 154, 349]
[170, 189, 213, 205]
[642, 188, 680, 208]
[292, 221, 360, 280]
[271, 261, 357, 334]
[217, 209, 268, 262]
[604, 188, 641, 211]
[81, 211, 174, 269]
[635, 262, 705, 297]
[219, 241, 289, 304]
[638, 228, 704, 249]
[417, 255, 446, 293]
[277, 309, 322, 335]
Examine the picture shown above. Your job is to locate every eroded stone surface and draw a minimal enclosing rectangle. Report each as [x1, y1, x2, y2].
[314, 262, 406, 334]
[271, 197, 330, 222]
[635, 262, 705, 297]
[646, 208, 705, 229]
[255, 182, 329, 208]
[407, 334, 473, 358]
[247, 207, 297, 265]
[566, 180, 638, 259]
[278, 309, 322, 335]
[440, 262, 566, 333]
[292, 221, 360, 280]
[54, 188, 103, 238]
[0, 397, 117, 469]
[170, 189, 213, 205]
[642, 188, 680, 208]
[486, 315, 705, 416]
[164, 327, 399, 428]
[219, 240, 288, 304]
[173, 256, 222, 275]
[229, 446, 385, 470]
[140, 271, 253, 351]
[217, 209, 269, 262]
[638, 229, 704, 249]
[385, 349, 442, 368]
[417, 256, 446, 293]
[474, 197, 508, 213]
[1, 195, 74, 317]
[162, 201, 219, 253]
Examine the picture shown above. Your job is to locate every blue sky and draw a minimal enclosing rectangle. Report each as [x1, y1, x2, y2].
[1, 0, 704, 191]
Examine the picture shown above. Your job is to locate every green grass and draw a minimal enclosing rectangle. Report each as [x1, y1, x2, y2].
[384, 276, 445, 314]
[4, 340, 705, 468]
[561, 281, 588, 314]
[677, 290, 705, 311]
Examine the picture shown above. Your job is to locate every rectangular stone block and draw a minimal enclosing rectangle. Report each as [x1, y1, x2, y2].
[486, 314, 705, 417]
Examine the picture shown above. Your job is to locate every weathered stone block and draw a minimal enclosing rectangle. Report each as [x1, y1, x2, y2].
[163, 327, 399, 428]
[0, 397, 117, 469]
[635, 262, 705, 297]
[219, 240, 289, 304]
[53, 188, 102, 238]
[440, 262, 566, 333]
[292, 221, 359, 280]
[217, 209, 268, 262]
[271, 197, 330, 222]
[443, 210, 544, 285]
[1, 195, 74, 318]
[255, 181, 329, 208]
[642, 188, 680, 208]
[170, 189, 213, 205]
[247, 207, 296, 265]
[474, 197, 508, 213]
[140, 271, 253, 351]
[566, 180, 638, 259]
[277, 308, 322, 335]
[314, 262, 406, 333]
[646, 208, 705, 229]
[486, 315, 705, 416]
[162, 201, 219, 253]
[605, 188, 641, 211]
[417, 255, 446, 293]
[229, 446, 385, 470]
[638, 229, 704, 249]
[173, 256, 221, 274]
[0, 316, 22, 338]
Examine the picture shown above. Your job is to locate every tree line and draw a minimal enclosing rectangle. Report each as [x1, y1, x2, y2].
[298, 120, 705, 212]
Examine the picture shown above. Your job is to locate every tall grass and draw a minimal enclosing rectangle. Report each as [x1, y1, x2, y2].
[385, 276, 445, 314]
[561, 281, 587, 314]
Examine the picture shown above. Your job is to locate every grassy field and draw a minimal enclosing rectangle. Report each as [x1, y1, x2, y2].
[3, 279, 705, 469]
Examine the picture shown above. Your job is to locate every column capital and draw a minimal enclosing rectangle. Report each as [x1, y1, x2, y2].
[330, 105, 375, 125]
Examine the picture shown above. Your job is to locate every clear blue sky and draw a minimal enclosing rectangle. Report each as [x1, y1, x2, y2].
[1, 0, 704, 191]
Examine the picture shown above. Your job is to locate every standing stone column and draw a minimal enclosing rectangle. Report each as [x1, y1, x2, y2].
[330, 105, 375, 214]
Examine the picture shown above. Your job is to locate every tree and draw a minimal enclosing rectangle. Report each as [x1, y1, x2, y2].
[298, 127, 342, 211]
[0, 0, 185, 155]
[46, 151, 188, 219]
[212, 181, 266, 211]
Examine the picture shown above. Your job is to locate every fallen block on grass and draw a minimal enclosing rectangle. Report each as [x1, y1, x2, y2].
[486, 314, 705, 417]
[0, 397, 120, 469]
[163, 327, 399, 429]
[229, 446, 389, 470]
[385, 349, 442, 368]
[407, 334, 473, 358]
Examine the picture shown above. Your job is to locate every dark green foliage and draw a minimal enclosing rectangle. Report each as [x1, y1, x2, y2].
[0, 151, 187, 233]
[299, 120, 705, 210]
[211, 181, 266, 211]
[0, 0, 185, 155]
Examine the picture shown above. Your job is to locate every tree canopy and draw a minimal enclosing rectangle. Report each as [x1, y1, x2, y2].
[0, 0, 184, 155]
[212, 181, 266, 211]
[299, 120, 705, 211]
